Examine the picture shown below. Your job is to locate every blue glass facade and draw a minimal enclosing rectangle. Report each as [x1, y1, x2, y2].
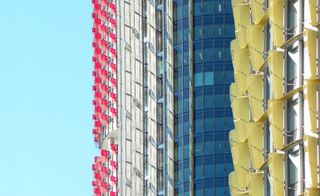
[173, 0, 234, 195]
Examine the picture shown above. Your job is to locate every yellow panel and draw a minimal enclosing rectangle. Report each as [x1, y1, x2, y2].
[269, 0, 284, 47]
[233, 142, 250, 189]
[269, 153, 284, 196]
[309, 0, 317, 26]
[268, 51, 284, 99]
[234, 120, 248, 142]
[248, 74, 264, 121]
[249, 172, 264, 196]
[250, 0, 268, 24]
[229, 171, 240, 195]
[231, 40, 250, 94]
[306, 188, 320, 196]
[304, 29, 317, 80]
[269, 100, 284, 150]
[247, 122, 264, 170]
[234, 96, 250, 121]
[232, 1, 251, 48]
[304, 135, 318, 188]
[305, 80, 318, 132]
[230, 83, 240, 104]
[247, 25, 265, 71]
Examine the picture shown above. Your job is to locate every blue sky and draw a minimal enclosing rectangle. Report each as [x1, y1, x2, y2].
[0, 1, 97, 195]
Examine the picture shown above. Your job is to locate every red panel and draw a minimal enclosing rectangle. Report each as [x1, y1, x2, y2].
[110, 62, 117, 71]
[109, 2, 116, 13]
[110, 191, 116, 196]
[110, 18, 116, 27]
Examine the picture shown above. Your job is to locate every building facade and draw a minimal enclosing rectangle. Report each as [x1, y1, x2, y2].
[173, 0, 234, 195]
[90, 0, 233, 196]
[229, 0, 320, 195]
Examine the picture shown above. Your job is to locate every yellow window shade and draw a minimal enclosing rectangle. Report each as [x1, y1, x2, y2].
[268, 51, 284, 99]
[268, 100, 284, 150]
[269, 153, 284, 196]
[230, 83, 240, 103]
[234, 120, 248, 142]
[306, 188, 320, 196]
[248, 74, 264, 121]
[247, 122, 264, 170]
[229, 171, 240, 195]
[304, 135, 318, 188]
[230, 130, 239, 165]
[269, 0, 284, 47]
[304, 80, 319, 133]
[247, 25, 265, 71]
[231, 40, 250, 94]
[249, 172, 264, 196]
[308, 0, 317, 26]
[304, 29, 317, 80]
[233, 96, 250, 121]
[233, 142, 250, 189]
[235, 4, 251, 48]
[249, 0, 268, 24]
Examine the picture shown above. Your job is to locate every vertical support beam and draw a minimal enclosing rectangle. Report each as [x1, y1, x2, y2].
[298, 0, 305, 194]
[188, 0, 194, 195]
[283, 1, 289, 195]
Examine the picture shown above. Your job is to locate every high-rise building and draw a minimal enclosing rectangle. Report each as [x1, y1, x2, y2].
[90, 0, 234, 196]
[172, 0, 234, 195]
[229, 0, 320, 195]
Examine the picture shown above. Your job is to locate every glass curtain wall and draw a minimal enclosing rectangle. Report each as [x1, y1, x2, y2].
[173, 0, 234, 195]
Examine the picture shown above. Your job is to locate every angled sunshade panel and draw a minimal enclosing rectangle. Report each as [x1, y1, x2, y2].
[248, 74, 265, 121]
[247, 122, 264, 170]
[304, 29, 318, 80]
[268, 99, 284, 150]
[247, 25, 265, 71]
[269, 0, 284, 47]
[268, 51, 284, 99]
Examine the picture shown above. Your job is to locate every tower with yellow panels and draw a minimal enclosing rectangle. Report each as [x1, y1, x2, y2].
[229, 0, 320, 195]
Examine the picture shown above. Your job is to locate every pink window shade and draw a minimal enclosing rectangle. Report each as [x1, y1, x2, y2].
[94, 77, 101, 84]
[94, 4, 101, 11]
[109, 3, 116, 13]
[110, 107, 117, 116]
[100, 150, 109, 157]
[110, 160, 118, 169]
[110, 176, 117, 183]
[94, 33, 101, 40]
[101, 166, 108, 174]
[94, 47, 101, 54]
[94, 120, 102, 128]
[110, 143, 118, 152]
[100, 99, 108, 110]
[92, 100, 97, 105]
[110, 191, 116, 196]
[109, 77, 117, 87]
[92, 56, 97, 62]
[110, 32, 116, 42]
[110, 62, 117, 71]
[110, 92, 116, 101]
[92, 163, 97, 171]
[94, 91, 102, 99]
[101, 25, 107, 34]
[101, 0, 107, 7]
[92, 27, 96, 33]
[109, 47, 116, 56]
[110, 18, 116, 27]
[92, 13, 97, 19]
[94, 18, 101, 25]
[94, 62, 102, 69]
[94, 188, 101, 195]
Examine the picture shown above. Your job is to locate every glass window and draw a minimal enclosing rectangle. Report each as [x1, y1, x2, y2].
[195, 156, 204, 179]
[194, 72, 203, 87]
